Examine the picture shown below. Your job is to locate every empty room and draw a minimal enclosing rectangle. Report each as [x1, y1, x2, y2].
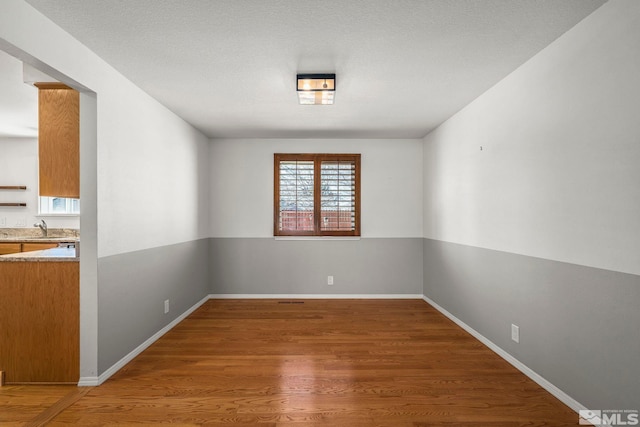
[0, 0, 638, 425]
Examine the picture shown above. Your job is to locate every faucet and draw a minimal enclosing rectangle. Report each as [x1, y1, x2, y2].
[34, 219, 48, 237]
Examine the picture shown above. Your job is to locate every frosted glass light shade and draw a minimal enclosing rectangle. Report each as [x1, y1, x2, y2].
[296, 74, 335, 105]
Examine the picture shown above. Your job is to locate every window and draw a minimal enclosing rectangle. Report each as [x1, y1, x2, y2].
[39, 196, 80, 215]
[274, 153, 360, 236]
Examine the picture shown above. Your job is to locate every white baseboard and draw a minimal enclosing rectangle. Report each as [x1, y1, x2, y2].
[208, 293, 423, 299]
[86, 294, 211, 387]
[77, 376, 99, 386]
[421, 295, 586, 414]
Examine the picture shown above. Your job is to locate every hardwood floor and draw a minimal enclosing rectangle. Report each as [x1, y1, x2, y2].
[1, 299, 578, 426]
[0, 385, 80, 426]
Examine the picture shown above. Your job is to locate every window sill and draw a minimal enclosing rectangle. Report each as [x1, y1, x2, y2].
[274, 236, 361, 241]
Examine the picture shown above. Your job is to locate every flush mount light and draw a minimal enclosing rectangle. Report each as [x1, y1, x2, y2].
[296, 73, 335, 105]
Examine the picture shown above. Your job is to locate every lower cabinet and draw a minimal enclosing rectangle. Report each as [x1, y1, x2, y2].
[0, 243, 21, 255]
[0, 242, 63, 255]
[21, 242, 59, 252]
[0, 261, 79, 383]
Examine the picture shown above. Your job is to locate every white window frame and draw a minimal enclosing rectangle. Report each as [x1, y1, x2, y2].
[38, 196, 80, 216]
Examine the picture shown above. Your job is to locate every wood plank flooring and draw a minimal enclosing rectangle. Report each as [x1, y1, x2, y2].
[1, 299, 579, 426]
[0, 385, 79, 426]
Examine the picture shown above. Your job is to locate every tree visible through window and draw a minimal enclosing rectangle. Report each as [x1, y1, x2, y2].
[274, 153, 360, 236]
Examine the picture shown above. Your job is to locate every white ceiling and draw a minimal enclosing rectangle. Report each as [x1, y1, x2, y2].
[6, 0, 607, 139]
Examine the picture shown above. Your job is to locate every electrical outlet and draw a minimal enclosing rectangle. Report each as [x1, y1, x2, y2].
[511, 324, 520, 343]
[164, 299, 170, 314]
[15, 217, 26, 227]
[0, 217, 6, 227]
[327, 276, 334, 285]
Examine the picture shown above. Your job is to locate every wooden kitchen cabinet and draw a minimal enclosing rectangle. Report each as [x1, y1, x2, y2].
[35, 83, 80, 199]
[0, 243, 21, 255]
[21, 242, 59, 253]
[0, 261, 79, 383]
[0, 242, 60, 255]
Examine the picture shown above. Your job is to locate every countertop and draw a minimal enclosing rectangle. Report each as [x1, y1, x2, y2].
[0, 246, 78, 262]
[0, 237, 78, 243]
[0, 228, 79, 242]
[0, 228, 80, 261]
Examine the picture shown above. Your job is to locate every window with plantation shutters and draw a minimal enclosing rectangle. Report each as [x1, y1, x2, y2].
[274, 153, 360, 236]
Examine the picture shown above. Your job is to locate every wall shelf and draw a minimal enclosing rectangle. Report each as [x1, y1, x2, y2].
[0, 187, 27, 206]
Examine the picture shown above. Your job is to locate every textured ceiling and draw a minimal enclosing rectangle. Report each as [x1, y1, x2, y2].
[14, 0, 608, 139]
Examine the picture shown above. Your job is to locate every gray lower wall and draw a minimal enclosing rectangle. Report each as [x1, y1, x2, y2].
[210, 237, 423, 295]
[97, 239, 210, 374]
[423, 238, 640, 409]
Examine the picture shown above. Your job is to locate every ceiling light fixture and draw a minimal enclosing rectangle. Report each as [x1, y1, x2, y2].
[296, 73, 335, 105]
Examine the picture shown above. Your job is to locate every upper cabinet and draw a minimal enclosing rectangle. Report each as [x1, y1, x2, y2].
[35, 83, 79, 199]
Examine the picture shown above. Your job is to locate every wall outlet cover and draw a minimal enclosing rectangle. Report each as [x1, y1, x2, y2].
[511, 324, 520, 343]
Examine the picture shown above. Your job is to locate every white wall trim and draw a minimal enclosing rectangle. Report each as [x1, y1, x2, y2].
[77, 376, 99, 386]
[209, 293, 423, 299]
[80, 294, 210, 387]
[421, 295, 587, 414]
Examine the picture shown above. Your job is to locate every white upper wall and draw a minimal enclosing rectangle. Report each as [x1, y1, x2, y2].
[210, 138, 423, 238]
[423, 0, 640, 275]
[0, 0, 210, 258]
[96, 83, 210, 257]
[0, 138, 38, 226]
